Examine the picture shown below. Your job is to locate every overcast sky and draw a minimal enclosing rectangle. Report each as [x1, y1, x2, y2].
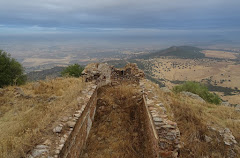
[0, 0, 240, 36]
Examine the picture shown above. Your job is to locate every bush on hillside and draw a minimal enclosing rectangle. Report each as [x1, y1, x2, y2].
[173, 81, 221, 104]
[0, 50, 26, 87]
[61, 64, 84, 77]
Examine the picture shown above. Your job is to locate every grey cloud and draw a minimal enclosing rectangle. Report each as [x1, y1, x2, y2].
[0, 0, 240, 29]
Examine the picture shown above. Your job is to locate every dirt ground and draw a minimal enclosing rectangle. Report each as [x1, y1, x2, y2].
[80, 84, 153, 158]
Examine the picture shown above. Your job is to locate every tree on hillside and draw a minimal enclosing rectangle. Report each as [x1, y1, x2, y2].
[0, 50, 26, 87]
[61, 64, 84, 77]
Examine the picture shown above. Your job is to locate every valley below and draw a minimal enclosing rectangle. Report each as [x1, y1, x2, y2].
[22, 46, 240, 106]
[139, 56, 240, 105]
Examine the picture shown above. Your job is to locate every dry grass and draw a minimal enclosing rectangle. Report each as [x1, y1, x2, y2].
[168, 94, 240, 157]
[0, 77, 86, 158]
[81, 83, 152, 158]
[143, 79, 240, 157]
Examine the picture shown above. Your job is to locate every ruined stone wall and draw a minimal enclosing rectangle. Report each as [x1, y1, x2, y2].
[140, 80, 181, 158]
[59, 63, 180, 158]
[59, 88, 98, 158]
[28, 63, 180, 158]
[111, 63, 145, 85]
[141, 95, 161, 157]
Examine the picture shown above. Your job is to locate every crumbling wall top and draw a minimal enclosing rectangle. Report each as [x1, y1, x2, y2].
[82, 63, 113, 82]
[123, 63, 145, 78]
[82, 62, 145, 83]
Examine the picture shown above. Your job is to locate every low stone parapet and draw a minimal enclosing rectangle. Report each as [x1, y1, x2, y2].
[140, 79, 181, 158]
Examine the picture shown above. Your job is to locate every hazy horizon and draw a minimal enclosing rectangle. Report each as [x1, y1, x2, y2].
[0, 0, 240, 42]
[1, 0, 240, 68]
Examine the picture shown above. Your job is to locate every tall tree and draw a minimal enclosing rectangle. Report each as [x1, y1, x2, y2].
[0, 50, 26, 87]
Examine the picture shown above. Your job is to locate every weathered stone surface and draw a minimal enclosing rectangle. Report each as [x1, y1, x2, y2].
[82, 63, 113, 83]
[235, 105, 240, 112]
[219, 128, 237, 146]
[156, 103, 164, 107]
[53, 126, 62, 133]
[29, 145, 49, 158]
[74, 113, 81, 118]
[160, 87, 171, 93]
[180, 91, 206, 103]
[31, 149, 48, 157]
[153, 117, 163, 122]
[161, 124, 175, 129]
[221, 102, 231, 107]
[205, 135, 212, 143]
[141, 80, 181, 158]
[124, 63, 145, 78]
[67, 121, 76, 128]
[35, 145, 49, 149]
[61, 116, 69, 122]
[43, 139, 51, 146]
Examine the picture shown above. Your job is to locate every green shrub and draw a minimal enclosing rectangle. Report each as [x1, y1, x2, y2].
[0, 50, 26, 87]
[61, 64, 84, 77]
[173, 81, 221, 105]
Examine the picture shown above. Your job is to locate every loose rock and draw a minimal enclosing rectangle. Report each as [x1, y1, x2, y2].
[205, 135, 212, 143]
[53, 126, 62, 133]
[161, 87, 171, 93]
[180, 91, 206, 103]
[67, 121, 76, 128]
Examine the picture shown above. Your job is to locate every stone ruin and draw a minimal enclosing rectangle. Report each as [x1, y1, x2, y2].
[80, 63, 180, 157]
[28, 62, 181, 158]
[82, 62, 145, 85]
[82, 63, 113, 83]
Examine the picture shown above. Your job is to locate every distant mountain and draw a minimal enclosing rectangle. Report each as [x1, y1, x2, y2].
[136, 46, 205, 59]
[27, 66, 65, 81]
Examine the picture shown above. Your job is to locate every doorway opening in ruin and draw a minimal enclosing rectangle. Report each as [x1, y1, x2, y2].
[80, 83, 154, 158]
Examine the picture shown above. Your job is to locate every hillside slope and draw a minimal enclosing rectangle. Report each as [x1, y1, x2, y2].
[0, 77, 88, 158]
[142, 79, 240, 158]
[0, 63, 240, 158]
[138, 46, 205, 59]
[27, 66, 65, 81]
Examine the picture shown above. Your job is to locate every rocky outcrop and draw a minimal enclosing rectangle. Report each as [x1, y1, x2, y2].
[161, 87, 172, 93]
[180, 91, 206, 103]
[209, 126, 238, 158]
[219, 128, 237, 146]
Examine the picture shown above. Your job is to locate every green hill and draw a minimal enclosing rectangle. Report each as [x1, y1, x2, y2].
[138, 46, 205, 59]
